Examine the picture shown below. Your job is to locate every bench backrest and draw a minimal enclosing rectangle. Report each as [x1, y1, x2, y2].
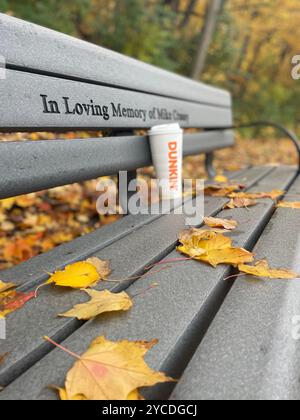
[0, 14, 234, 199]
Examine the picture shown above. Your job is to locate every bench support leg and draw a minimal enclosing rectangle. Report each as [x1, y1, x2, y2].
[205, 152, 217, 179]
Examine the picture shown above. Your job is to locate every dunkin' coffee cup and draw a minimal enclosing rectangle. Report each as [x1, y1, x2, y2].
[148, 123, 183, 200]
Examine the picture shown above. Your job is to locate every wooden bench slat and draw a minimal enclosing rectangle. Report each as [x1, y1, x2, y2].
[0, 131, 234, 199]
[171, 174, 300, 401]
[0, 70, 232, 132]
[0, 14, 231, 108]
[0, 167, 269, 389]
[0, 166, 293, 399]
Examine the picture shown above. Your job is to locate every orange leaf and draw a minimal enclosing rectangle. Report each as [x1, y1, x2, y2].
[3, 238, 36, 263]
[0, 353, 8, 365]
[0, 290, 35, 318]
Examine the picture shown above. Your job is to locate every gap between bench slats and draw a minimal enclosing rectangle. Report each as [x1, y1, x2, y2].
[0, 167, 271, 390]
[171, 174, 300, 401]
[0, 131, 234, 199]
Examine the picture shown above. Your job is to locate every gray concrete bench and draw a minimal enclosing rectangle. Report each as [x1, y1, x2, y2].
[0, 13, 300, 400]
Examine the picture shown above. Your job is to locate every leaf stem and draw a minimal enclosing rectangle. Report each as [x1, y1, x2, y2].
[44, 336, 81, 360]
[131, 283, 159, 299]
[223, 273, 247, 281]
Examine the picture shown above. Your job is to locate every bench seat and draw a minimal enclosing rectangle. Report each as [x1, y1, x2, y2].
[0, 165, 297, 400]
[171, 174, 300, 401]
[1, 13, 300, 401]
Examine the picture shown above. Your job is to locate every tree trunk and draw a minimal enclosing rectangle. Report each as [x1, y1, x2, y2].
[179, 0, 198, 29]
[191, 0, 223, 80]
[163, 0, 180, 12]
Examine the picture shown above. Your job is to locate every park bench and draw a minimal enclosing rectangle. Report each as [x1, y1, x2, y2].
[0, 13, 300, 400]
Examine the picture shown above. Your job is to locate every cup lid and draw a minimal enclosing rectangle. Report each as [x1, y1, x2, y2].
[148, 123, 182, 135]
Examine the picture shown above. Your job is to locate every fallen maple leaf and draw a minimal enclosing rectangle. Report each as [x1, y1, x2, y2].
[224, 198, 257, 209]
[47, 258, 110, 289]
[52, 386, 143, 401]
[238, 260, 298, 279]
[277, 202, 300, 209]
[178, 229, 217, 257]
[0, 280, 15, 294]
[0, 290, 35, 318]
[0, 353, 8, 365]
[203, 217, 238, 231]
[204, 184, 244, 197]
[229, 190, 284, 200]
[59, 289, 133, 320]
[45, 336, 173, 400]
[178, 229, 254, 268]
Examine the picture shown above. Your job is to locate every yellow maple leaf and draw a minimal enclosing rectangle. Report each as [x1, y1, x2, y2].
[51, 386, 86, 401]
[47, 257, 110, 289]
[238, 260, 298, 279]
[178, 229, 254, 268]
[53, 386, 143, 401]
[224, 198, 257, 209]
[59, 289, 133, 320]
[277, 202, 300, 209]
[178, 229, 216, 257]
[0, 280, 15, 294]
[47, 336, 173, 401]
[203, 217, 238, 231]
[198, 248, 254, 268]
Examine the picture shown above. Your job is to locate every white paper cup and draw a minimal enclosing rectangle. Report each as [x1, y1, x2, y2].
[148, 123, 183, 200]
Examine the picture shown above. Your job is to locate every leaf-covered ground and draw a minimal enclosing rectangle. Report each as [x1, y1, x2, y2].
[0, 132, 297, 270]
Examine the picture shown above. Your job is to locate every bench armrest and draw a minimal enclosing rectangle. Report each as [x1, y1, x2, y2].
[206, 121, 300, 177]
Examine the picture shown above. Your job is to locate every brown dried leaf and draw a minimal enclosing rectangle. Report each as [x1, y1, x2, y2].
[204, 184, 244, 197]
[229, 190, 284, 200]
[224, 198, 257, 209]
[203, 217, 238, 231]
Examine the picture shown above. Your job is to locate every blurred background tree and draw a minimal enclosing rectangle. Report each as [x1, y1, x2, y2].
[1, 0, 299, 133]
